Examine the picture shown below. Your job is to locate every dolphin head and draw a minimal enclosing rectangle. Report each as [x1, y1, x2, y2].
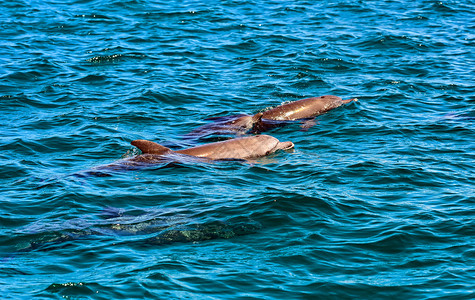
[252, 135, 294, 157]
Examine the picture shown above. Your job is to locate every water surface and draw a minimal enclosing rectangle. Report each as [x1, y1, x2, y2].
[1, 0, 474, 299]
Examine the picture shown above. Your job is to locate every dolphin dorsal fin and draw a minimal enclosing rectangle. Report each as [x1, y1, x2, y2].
[131, 139, 172, 155]
[252, 112, 263, 122]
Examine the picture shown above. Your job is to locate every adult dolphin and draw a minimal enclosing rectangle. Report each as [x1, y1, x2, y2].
[79, 135, 293, 176]
[132, 134, 294, 160]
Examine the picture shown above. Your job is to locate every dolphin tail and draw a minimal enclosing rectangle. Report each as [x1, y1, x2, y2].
[131, 140, 172, 155]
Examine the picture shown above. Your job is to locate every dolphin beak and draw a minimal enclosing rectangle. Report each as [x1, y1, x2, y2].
[278, 141, 294, 150]
[342, 98, 358, 104]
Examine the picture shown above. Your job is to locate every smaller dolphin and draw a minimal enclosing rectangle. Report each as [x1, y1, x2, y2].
[259, 95, 356, 121]
[184, 95, 356, 139]
[251, 95, 357, 132]
[132, 135, 294, 160]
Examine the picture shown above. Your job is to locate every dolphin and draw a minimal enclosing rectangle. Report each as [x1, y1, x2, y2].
[7, 210, 261, 254]
[259, 95, 356, 121]
[184, 95, 356, 139]
[131, 134, 294, 160]
[251, 95, 357, 132]
[78, 135, 294, 176]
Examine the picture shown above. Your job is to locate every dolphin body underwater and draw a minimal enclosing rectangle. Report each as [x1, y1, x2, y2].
[185, 95, 357, 140]
[7, 209, 261, 255]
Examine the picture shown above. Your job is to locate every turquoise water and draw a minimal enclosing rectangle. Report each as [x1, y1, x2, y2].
[1, 0, 474, 298]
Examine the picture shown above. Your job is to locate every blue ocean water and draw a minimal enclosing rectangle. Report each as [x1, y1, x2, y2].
[1, 0, 474, 298]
